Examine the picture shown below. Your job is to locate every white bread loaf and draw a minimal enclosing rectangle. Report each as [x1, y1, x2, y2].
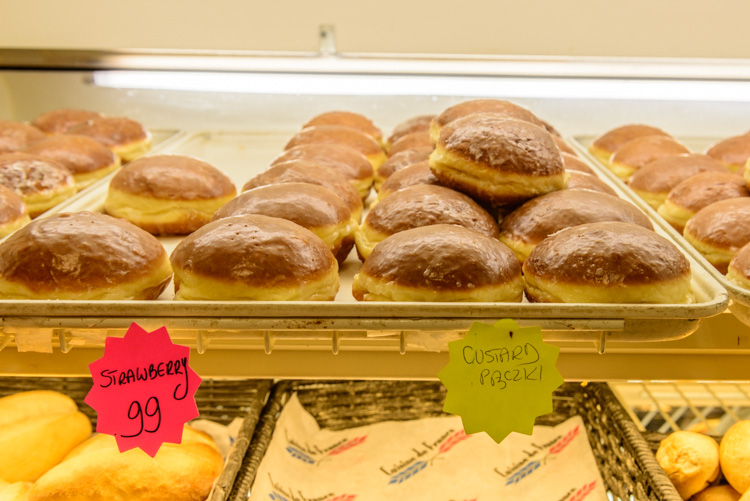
[692, 485, 742, 501]
[656, 431, 720, 500]
[720, 421, 750, 494]
[0, 391, 77, 428]
[0, 483, 31, 501]
[0, 412, 92, 482]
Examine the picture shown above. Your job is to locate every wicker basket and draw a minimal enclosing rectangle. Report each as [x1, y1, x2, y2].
[230, 380, 682, 501]
[0, 376, 273, 501]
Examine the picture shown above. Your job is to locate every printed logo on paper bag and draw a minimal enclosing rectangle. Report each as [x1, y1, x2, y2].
[85, 323, 202, 457]
[438, 319, 564, 444]
[268, 476, 356, 501]
[380, 428, 471, 484]
[285, 433, 368, 465]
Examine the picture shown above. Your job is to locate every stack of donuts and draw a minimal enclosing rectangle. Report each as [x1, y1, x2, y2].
[590, 125, 750, 287]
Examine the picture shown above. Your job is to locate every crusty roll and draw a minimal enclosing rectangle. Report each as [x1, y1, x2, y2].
[692, 485, 742, 501]
[728, 241, 750, 290]
[302, 110, 383, 146]
[387, 115, 435, 150]
[270, 144, 374, 200]
[68, 116, 152, 162]
[243, 160, 363, 222]
[170, 215, 339, 301]
[608, 136, 690, 180]
[562, 152, 594, 174]
[0, 212, 172, 300]
[31, 109, 103, 135]
[28, 433, 223, 501]
[0, 185, 29, 237]
[659, 172, 748, 233]
[589, 124, 671, 166]
[720, 421, 750, 494]
[104, 154, 236, 235]
[375, 160, 441, 203]
[24, 135, 120, 191]
[630, 154, 728, 209]
[0, 482, 32, 501]
[555, 137, 578, 156]
[355, 184, 499, 260]
[0, 152, 76, 217]
[706, 132, 750, 173]
[284, 125, 387, 172]
[0, 122, 45, 154]
[656, 431, 721, 500]
[429, 115, 568, 207]
[683, 198, 750, 273]
[213, 183, 357, 264]
[523, 222, 692, 304]
[387, 131, 433, 157]
[0, 412, 92, 483]
[499, 190, 652, 262]
[566, 170, 618, 196]
[375, 148, 432, 191]
[0, 391, 77, 428]
[429, 99, 557, 143]
[352, 224, 524, 302]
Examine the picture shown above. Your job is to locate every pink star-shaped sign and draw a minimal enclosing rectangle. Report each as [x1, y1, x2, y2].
[85, 323, 202, 457]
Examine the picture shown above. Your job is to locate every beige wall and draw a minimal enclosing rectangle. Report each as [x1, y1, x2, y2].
[0, 0, 747, 58]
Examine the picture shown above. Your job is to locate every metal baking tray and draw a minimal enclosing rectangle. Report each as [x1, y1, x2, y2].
[0, 131, 728, 352]
[571, 135, 750, 327]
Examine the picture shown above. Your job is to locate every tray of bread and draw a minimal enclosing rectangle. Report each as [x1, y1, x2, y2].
[572, 128, 750, 327]
[0, 101, 729, 348]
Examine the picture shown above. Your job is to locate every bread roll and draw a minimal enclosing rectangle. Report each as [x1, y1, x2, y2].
[375, 148, 432, 191]
[0, 412, 91, 482]
[683, 198, 750, 273]
[0, 482, 31, 501]
[170, 215, 339, 301]
[0, 212, 172, 300]
[706, 132, 750, 173]
[554, 137, 578, 156]
[523, 222, 692, 304]
[353, 224, 524, 302]
[656, 431, 721, 500]
[608, 136, 690, 179]
[0, 391, 77, 428]
[561, 152, 594, 174]
[104, 155, 237, 235]
[375, 160, 441, 203]
[302, 111, 383, 146]
[692, 485, 742, 501]
[728, 242, 750, 290]
[284, 125, 386, 172]
[566, 170, 618, 196]
[659, 172, 748, 233]
[0, 185, 29, 237]
[429, 114, 568, 207]
[32, 109, 103, 135]
[589, 124, 671, 166]
[68, 116, 152, 162]
[720, 421, 750, 494]
[387, 115, 435, 150]
[0, 122, 45, 154]
[0, 152, 76, 217]
[387, 131, 433, 157]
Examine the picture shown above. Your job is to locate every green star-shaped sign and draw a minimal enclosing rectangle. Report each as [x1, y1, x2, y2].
[438, 319, 564, 443]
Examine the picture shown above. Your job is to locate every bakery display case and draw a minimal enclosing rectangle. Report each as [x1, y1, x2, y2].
[0, 47, 749, 500]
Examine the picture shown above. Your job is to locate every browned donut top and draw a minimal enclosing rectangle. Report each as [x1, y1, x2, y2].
[705, 132, 750, 167]
[284, 125, 384, 157]
[610, 136, 690, 168]
[592, 124, 671, 153]
[387, 132, 433, 157]
[0, 185, 27, 224]
[554, 137, 578, 156]
[378, 148, 433, 179]
[524, 222, 689, 286]
[379, 161, 440, 197]
[685, 198, 750, 250]
[24, 135, 117, 175]
[242, 160, 362, 215]
[562, 153, 593, 174]
[359, 224, 521, 290]
[68, 116, 150, 147]
[388, 115, 435, 145]
[110, 155, 235, 200]
[566, 171, 617, 196]
[364, 184, 499, 238]
[213, 182, 351, 228]
[629, 154, 728, 194]
[438, 115, 565, 177]
[0, 121, 45, 154]
[271, 144, 373, 181]
[302, 111, 382, 142]
[435, 99, 556, 135]
[0, 212, 167, 293]
[500, 189, 652, 246]
[0, 152, 74, 195]
[729, 241, 750, 280]
[31, 109, 104, 134]
[668, 172, 748, 213]
[170, 214, 335, 286]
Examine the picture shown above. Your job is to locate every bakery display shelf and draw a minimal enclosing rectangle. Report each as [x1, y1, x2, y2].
[231, 380, 681, 501]
[0, 376, 273, 501]
[0, 130, 728, 357]
[570, 136, 750, 328]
